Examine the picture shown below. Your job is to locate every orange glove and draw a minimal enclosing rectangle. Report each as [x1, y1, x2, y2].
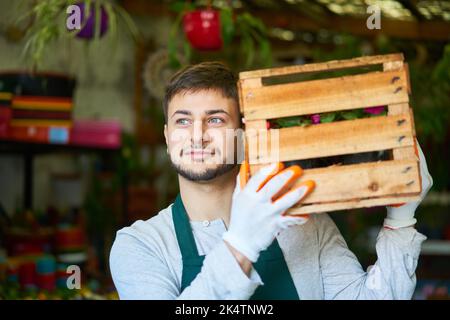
[239, 160, 314, 217]
[224, 160, 315, 262]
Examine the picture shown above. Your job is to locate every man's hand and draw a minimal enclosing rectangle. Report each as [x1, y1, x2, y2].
[384, 140, 433, 229]
[223, 161, 315, 263]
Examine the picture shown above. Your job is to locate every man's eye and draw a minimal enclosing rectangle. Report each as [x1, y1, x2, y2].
[208, 117, 224, 124]
[176, 119, 190, 125]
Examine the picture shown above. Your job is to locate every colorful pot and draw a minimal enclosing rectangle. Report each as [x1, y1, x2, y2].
[0, 72, 76, 98]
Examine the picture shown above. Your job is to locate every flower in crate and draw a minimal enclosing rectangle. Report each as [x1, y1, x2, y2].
[311, 114, 321, 124]
[363, 106, 386, 115]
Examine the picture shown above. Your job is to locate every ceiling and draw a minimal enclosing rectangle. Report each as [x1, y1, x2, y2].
[122, 0, 450, 41]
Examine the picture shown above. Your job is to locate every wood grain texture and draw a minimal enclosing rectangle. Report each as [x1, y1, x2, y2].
[251, 159, 420, 205]
[250, 113, 415, 163]
[239, 53, 404, 80]
[384, 60, 418, 163]
[240, 67, 410, 120]
[285, 194, 421, 215]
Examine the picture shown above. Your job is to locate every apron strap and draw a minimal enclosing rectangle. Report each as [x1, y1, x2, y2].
[172, 193, 201, 260]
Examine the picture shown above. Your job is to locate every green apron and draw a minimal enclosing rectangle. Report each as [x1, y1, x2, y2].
[172, 193, 300, 300]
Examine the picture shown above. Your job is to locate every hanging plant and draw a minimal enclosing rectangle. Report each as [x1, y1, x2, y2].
[16, 0, 141, 69]
[168, 1, 272, 69]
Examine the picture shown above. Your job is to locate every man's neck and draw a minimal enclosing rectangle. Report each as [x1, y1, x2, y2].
[178, 166, 239, 227]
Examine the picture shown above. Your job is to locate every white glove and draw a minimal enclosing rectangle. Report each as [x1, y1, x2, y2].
[223, 161, 315, 262]
[384, 140, 433, 229]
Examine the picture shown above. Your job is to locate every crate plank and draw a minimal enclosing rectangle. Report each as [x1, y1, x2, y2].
[250, 159, 421, 204]
[244, 120, 267, 164]
[240, 67, 410, 120]
[239, 53, 404, 80]
[384, 59, 417, 163]
[286, 194, 421, 215]
[297, 159, 420, 204]
[251, 113, 414, 163]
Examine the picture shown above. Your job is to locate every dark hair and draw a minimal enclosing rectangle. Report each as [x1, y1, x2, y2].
[163, 62, 239, 123]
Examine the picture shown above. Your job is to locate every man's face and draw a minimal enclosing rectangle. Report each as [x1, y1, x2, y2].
[164, 89, 242, 182]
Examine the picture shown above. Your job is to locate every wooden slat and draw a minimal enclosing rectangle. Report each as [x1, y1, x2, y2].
[239, 53, 404, 80]
[250, 159, 421, 204]
[240, 67, 410, 120]
[384, 59, 417, 163]
[296, 159, 421, 204]
[238, 78, 262, 115]
[244, 120, 267, 164]
[285, 194, 421, 215]
[251, 113, 415, 163]
[388, 103, 417, 136]
[244, 120, 266, 131]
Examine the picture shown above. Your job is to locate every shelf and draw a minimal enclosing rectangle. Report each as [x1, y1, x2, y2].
[421, 240, 450, 256]
[366, 236, 450, 257]
[0, 138, 121, 210]
[0, 138, 120, 155]
[421, 192, 450, 206]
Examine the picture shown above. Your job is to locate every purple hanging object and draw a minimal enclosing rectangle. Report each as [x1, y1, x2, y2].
[75, 2, 109, 39]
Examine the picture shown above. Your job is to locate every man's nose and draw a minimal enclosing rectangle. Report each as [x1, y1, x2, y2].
[192, 119, 205, 145]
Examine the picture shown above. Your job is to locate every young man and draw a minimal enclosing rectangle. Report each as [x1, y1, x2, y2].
[110, 62, 432, 300]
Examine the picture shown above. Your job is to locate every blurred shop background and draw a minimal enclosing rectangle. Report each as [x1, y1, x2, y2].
[0, 0, 449, 299]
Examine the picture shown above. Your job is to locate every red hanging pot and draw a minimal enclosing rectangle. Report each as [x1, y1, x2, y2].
[183, 9, 223, 51]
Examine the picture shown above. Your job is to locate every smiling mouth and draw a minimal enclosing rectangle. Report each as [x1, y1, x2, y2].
[187, 150, 213, 156]
[182, 149, 216, 160]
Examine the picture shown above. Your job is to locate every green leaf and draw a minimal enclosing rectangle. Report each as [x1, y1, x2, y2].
[169, 1, 195, 13]
[94, 0, 101, 41]
[259, 39, 272, 67]
[168, 37, 181, 69]
[183, 37, 192, 64]
[341, 110, 364, 120]
[274, 116, 301, 128]
[320, 112, 336, 123]
[241, 34, 255, 68]
[299, 118, 312, 127]
[220, 7, 234, 46]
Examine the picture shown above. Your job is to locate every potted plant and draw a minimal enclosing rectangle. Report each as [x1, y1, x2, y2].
[168, 1, 272, 69]
[16, 0, 141, 69]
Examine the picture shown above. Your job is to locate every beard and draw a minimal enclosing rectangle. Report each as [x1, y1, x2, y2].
[168, 153, 237, 182]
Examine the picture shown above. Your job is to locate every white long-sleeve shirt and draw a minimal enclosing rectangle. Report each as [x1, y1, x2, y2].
[109, 203, 427, 300]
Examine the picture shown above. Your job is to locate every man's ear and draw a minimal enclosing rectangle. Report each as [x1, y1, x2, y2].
[164, 124, 168, 146]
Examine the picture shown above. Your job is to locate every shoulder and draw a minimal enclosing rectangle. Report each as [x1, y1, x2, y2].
[117, 204, 175, 243]
[310, 213, 347, 249]
[109, 204, 183, 299]
[110, 204, 178, 263]
[278, 213, 341, 248]
[310, 212, 337, 229]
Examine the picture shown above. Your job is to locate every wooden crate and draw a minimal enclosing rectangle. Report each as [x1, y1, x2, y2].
[238, 53, 422, 215]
